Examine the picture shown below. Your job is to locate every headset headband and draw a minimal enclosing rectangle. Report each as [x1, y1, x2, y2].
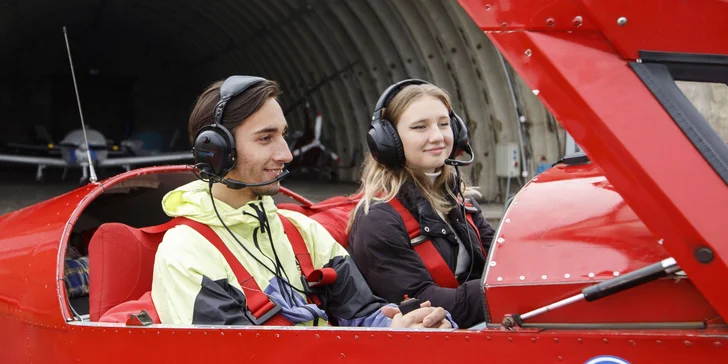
[372, 79, 429, 121]
[214, 76, 267, 126]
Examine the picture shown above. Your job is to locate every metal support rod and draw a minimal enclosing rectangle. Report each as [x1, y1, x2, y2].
[515, 257, 681, 323]
[520, 293, 584, 320]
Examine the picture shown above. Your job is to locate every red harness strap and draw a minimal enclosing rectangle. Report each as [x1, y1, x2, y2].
[172, 217, 293, 326]
[278, 213, 337, 306]
[464, 204, 486, 257]
[388, 198, 460, 289]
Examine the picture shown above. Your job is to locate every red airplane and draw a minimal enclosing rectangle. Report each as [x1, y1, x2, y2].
[1, 1, 726, 363]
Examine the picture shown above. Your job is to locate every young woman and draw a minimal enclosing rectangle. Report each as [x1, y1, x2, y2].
[347, 79, 496, 328]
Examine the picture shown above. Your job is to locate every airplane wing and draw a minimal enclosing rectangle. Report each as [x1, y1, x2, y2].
[98, 152, 193, 167]
[0, 154, 68, 167]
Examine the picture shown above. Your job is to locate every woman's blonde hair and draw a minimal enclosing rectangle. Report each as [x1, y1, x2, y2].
[347, 83, 480, 231]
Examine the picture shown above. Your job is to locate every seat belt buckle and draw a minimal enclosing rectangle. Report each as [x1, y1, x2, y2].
[410, 235, 428, 247]
[249, 298, 283, 325]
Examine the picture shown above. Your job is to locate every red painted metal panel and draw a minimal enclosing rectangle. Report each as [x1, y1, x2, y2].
[579, 0, 728, 59]
[20, 325, 728, 363]
[485, 163, 719, 323]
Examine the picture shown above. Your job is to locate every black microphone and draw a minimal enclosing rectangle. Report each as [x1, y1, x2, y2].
[445, 144, 475, 167]
[221, 169, 291, 190]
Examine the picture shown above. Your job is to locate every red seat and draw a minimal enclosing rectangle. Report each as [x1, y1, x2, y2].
[280, 196, 359, 248]
[88, 221, 171, 322]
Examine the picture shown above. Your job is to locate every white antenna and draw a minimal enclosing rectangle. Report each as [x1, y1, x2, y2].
[63, 26, 98, 184]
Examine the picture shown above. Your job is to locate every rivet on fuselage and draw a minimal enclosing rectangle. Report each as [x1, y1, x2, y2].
[617, 17, 627, 26]
[485, 4, 491, 10]
[498, 238, 505, 244]
[564, 274, 570, 278]
[541, 275, 547, 280]
[572, 16, 583, 27]
[497, 277, 503, 281]
[519, 276, 525, 280]
[613, 271, 620, 276]
[490, 261, 497, 266]
[524, 49, 532, 57]
[588, 272, 595, 278]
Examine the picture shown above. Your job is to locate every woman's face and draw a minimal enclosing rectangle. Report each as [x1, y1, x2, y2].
[395, 95, 453, 173]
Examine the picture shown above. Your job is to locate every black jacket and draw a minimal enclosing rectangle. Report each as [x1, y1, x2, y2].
[347, 181, 496, 328]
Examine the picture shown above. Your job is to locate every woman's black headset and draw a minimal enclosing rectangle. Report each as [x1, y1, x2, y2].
[192, 75, 267, 179]
[367, 79, 474, 170]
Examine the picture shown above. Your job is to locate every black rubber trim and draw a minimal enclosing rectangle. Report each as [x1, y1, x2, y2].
[630, 62, 728, 185]
[640, 50, 728, 66]
[639, 51, 728, 84]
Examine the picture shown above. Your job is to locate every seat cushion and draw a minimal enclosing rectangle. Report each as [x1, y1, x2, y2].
[88, 223, 166, 321]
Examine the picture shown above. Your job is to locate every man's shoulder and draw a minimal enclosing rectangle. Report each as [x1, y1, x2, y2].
[156, 223, 219, 262]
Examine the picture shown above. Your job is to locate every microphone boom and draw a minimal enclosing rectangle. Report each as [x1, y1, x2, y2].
[221, 170, 291, 190]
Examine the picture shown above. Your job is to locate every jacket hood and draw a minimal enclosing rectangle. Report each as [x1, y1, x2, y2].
[161, 180, 280, 232]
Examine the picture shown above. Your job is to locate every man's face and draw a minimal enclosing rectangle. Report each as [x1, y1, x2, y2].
[228, 97, 292, 197]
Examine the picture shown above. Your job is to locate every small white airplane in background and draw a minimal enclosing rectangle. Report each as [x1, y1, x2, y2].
[0, 27, 195, 184]
[289, 111, 339, 162]
[0, 126, 193, 183]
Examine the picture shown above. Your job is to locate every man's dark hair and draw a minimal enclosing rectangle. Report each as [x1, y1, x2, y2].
[187, 78, 281, 145]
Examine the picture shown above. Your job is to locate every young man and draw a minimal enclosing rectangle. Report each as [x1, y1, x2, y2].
[151, 75, 455, 329]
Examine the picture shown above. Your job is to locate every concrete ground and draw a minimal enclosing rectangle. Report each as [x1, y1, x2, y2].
[0, 165, 504, 224]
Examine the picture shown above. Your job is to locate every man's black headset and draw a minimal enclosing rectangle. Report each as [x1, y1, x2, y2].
[367, 78, 475, 170]
[192, 75, 290, 189]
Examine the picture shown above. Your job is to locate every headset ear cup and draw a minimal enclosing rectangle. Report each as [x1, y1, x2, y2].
[193, 125, 236, 177]
[449, 113, 469, 158]
[367, 120, 404, 169]
[382, 120, 405, 167]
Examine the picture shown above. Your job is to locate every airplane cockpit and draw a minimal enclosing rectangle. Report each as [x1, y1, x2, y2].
[59, 157, 721, 333]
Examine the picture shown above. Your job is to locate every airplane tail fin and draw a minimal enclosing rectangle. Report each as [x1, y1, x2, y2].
[35, 125, 54, 145]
